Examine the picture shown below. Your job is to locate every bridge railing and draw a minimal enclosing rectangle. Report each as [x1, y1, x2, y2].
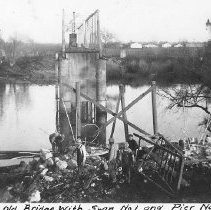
[134, 133, 184, 195]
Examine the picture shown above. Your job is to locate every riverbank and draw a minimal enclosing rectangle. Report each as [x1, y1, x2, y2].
[0, 55, 56, 85]
[0, 53, 209, 87]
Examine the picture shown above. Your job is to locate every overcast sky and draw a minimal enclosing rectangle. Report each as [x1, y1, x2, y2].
[0, 0, 211, 43]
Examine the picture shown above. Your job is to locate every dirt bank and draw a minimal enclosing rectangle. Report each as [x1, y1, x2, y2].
[0, 55, 56, 85]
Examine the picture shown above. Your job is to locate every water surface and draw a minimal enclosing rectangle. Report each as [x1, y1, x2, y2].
[0, 82, 208, 165]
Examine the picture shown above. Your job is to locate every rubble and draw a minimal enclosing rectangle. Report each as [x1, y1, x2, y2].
[2, 138, 211, 202]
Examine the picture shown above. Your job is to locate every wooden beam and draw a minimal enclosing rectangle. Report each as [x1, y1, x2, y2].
[151, 81, 158, 134]
[76, 82, 81, 138]
[99, 86, 153, 131]
[61, 98, 76, 142]
[110, 91, 121, 138]
[62, 83, 151, 137]
[119, 84, 129, 141]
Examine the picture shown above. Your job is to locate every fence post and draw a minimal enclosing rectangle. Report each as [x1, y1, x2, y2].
[151, 80, 158, 134]
[76, 82, 81, 138]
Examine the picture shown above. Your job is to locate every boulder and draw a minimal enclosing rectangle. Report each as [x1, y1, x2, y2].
[28, 190, 41, 202]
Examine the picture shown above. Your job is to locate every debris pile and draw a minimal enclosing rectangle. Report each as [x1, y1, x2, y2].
[2, 135, 211, 202]
[0, 145, 135, 203]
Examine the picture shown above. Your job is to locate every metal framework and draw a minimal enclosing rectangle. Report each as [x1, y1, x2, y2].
[134, 133, 184, 195]
[77, 10, 102, 54]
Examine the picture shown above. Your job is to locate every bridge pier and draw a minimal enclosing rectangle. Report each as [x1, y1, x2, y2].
[56, 49, 107, 147]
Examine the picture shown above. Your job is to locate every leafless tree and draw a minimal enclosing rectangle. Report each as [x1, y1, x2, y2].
[159, 84, 211, 132]
[101, 29, 116, 45]
[159, 84, 211, 114]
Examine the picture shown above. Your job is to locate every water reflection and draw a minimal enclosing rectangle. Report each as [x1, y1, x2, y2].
[106, 85, 208, 143]
[0, 82, 208, 156]
[0, 83, 55, 152]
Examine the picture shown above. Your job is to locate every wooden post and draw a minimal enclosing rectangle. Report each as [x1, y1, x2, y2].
[110, 92, 121, 138]
[177, 158, 185, 191]
[62, 9, 65, 58]
[119, 84, 129, 141]
[55, 59, 60, 132]
[76, 82, 81, 138]
[96, 59, 107, 145]
[151, 80, 158, 134]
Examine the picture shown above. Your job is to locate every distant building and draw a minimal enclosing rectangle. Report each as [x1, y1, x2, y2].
[130, 42, 142, 48]
[174, 43, 183, 48]
[162, 43, 172, 48]
[144, 43, 158, 48]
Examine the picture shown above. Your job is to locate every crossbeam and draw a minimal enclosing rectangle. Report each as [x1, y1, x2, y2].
[62, 83, 151, 137]
[99, 86, 153, 132]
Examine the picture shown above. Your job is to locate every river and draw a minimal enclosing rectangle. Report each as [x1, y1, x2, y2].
[0, 82, 208, 165]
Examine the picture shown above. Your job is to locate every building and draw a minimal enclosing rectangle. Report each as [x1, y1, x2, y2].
[144, 43, 158, 48]
[162, 43, 172, 48]
[130, 42, 142, 48]
[174, 43, 183, 48]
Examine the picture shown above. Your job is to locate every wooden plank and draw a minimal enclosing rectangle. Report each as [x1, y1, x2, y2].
[76, 82, 81, 138]
[119, 84, 129, 140]
[177, 158, 185, 191]
[151, 81, 158, 134]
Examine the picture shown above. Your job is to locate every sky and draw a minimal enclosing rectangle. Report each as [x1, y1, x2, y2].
[0, 0, 211, 43]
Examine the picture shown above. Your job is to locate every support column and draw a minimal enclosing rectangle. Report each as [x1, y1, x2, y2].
[151, 81, 158, 134]
[76, 82, 81, 138]
[55, 57, 60, 132]
[96, 58, 107, 145]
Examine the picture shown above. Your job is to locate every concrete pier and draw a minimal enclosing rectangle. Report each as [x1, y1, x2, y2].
[57, 49, 107, 146]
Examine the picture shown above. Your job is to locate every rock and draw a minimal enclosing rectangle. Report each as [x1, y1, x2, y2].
[43, 176, 54, 182]
[55, 157, 68, 170]
[206, 155, 211, 160]
[67, 159, 77, 169]
[40, 149, 53, 161]
[28, 190, 41, 202]
[45, 158, 54, 167]
[91, 183, 96, 187]
[205, 148, 211, 156]
[0, 188, 14, 202]
[39, 164, 46, 170]
[40, 168, 48, 176]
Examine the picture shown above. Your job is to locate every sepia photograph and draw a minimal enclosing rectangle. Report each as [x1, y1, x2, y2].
[0, 0, 211, 203]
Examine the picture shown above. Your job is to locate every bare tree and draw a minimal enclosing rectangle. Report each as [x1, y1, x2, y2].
[159, 84, 211, 133]
[101, 29, 116, 45]
[159, 84, 211, 114]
